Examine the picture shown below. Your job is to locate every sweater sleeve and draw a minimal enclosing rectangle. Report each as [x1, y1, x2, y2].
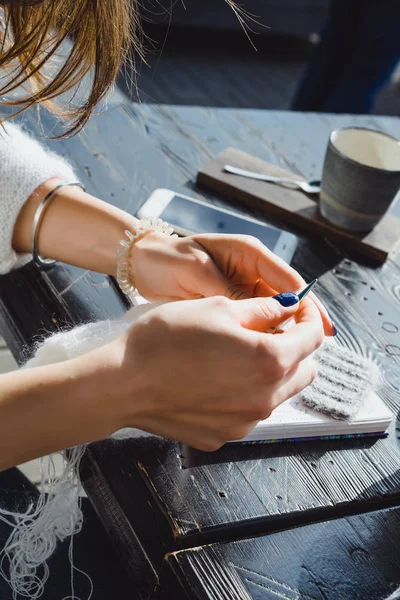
[0, 122, 77, 274]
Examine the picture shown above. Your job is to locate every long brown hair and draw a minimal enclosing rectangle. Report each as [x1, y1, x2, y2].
[0, 0, 143, 136]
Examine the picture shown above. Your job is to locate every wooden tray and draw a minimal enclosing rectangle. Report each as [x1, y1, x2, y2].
[197, 147, 400, 263]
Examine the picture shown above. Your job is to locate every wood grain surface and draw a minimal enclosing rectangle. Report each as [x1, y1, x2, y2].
[157, 506, 400, 600]
[0, 102, 399, 599]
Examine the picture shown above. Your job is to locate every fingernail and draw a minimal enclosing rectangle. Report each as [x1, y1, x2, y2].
[273, 292, 300, 307]
[332, 321, 338, 336]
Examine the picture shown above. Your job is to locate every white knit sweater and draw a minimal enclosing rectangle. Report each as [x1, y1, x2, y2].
[0, 122, 76, 274]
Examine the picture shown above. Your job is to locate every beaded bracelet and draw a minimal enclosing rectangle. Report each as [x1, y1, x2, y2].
[116, 217, 174, 299]
[32, 181, 86, 266]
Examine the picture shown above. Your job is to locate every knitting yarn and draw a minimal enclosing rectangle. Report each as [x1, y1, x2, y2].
[0, 447, 86, 599]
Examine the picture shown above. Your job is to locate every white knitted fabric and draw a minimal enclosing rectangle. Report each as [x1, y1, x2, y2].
[25, 302, 156, 369]
[0, 122, 76, 274]
[301, 341, 380, 420]
[25, 300, 162, 447]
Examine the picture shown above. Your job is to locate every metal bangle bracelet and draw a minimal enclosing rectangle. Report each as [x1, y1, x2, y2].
[32, 181, 86, 266]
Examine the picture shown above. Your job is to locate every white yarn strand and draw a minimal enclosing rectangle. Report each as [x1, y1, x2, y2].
[62, 528, 94, 600]
[0, 446, 86, 599]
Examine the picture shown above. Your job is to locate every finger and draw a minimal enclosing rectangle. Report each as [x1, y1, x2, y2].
[272, 298, 324, 367]
[196, 260, 275, 301]
[249, 241, 335, 336]
[224, 279, 276, 301]
[194, 234, 334, 335]
[270, 357, 318, 412]
[253, 279, 276, 297]
[250, 239, 307, 292]
[230, 295, 300, 331]
[308, 290, 336, 336]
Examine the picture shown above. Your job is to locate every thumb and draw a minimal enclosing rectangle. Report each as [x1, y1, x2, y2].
[230, 293, 300, 331]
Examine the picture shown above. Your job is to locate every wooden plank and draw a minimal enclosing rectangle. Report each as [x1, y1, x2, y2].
[197, 147, 400, 263]
[157, 506, 400, 600]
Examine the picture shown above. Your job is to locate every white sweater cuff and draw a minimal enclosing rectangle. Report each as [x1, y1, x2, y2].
[0, 122, 77, 274]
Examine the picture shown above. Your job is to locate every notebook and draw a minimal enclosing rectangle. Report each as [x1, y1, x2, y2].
[232, 390, 393, 444]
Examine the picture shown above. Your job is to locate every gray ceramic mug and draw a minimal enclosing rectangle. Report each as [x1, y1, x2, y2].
[319, 127, 400, 232]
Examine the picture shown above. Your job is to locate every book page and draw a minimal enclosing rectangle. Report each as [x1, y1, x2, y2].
[254, 390, 392, 431]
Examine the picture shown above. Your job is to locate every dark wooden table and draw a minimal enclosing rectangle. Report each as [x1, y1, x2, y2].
[0, 103, 400, 599]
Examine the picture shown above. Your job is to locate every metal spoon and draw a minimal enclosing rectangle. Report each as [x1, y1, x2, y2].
[224, 164, 321, 195]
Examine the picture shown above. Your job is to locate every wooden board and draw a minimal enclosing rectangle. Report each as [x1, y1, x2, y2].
[197, 147, 400, 263]
[157, 506, 400, 600]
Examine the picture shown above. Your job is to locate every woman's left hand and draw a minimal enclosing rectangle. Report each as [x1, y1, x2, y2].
[131, 231, 335, 336]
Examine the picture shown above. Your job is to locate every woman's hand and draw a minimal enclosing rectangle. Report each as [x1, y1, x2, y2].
[131, 232, 335, 335]
[101, 294, 324, 451]
[0, 293, 323, 468]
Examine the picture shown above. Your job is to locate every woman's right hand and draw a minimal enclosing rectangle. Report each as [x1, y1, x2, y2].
[99, 294, 324, 451]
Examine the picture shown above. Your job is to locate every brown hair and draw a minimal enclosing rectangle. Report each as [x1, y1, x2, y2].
[0, 0, 143, 137]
